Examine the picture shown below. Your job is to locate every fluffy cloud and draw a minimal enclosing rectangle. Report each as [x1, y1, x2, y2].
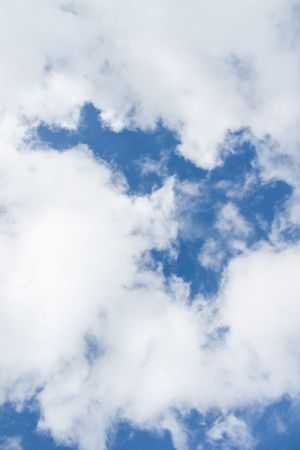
[217, 244, 300, 406]
[1, 0, 300, 171]
[1, 1, 300, 449]
[2, 135, 300, 450]
[0, 138, 177, 403]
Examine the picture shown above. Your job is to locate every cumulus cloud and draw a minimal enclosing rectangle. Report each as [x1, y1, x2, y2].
[1, 0, 300, 172]
[1, 1, 300, 449]
[2, 137, 300, 450]
[217, 244, 300, 405]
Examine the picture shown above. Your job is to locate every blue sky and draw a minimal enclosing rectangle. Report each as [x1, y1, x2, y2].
[37, 103, 293, 298]
[1, 2, 300, 450]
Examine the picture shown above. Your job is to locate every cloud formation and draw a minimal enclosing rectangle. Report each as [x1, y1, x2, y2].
[1, 1, 300, 449]
[1, 133, 300, 449]
[1, 0, 300, 171]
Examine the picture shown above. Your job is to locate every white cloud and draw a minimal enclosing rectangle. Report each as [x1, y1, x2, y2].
[199, 203, 250, 271]
[1, 144, 300, 450]
[0, 140, 178, 401]
[1, 2, 300, 450]
[207, 415, 255, 449]
[199, 238, 226, 271]
[216, 244, 300, 406]
[216, 203, 251, 238]
[0, 0, 300, 173]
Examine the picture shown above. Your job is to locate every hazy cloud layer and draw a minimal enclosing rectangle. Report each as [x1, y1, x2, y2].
[0, 438, 22, 450]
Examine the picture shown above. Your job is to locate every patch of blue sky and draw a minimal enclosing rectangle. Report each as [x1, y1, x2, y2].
[36, 103, 294, 299]
[253, 397, 300, 450]
[0, 403, 69, 450]
[164, 398, 300, 450]
[0, 405, 174, 450]
[37, 103, 187, 196]
[3, 398, 300, 450]
[109, 422, 174, 450]
[84, 333, 106, 366]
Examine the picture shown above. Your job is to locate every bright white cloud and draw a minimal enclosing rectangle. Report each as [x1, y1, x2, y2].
[2, 137, 300, 450]
[216, 203, 251, 237]
[35, 240, 300, 450]
[1, 1, 300, 450]
[0, 139, 177, 403]
[0, 0, 300, 172]
[217, 244, 300, 406]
